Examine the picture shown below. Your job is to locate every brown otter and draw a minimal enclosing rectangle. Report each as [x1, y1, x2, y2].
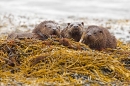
[61, 22, 84, 42]
[32, 20, 61, 40]
[80, 25, 117, 50]
[7, 21, 60, 40]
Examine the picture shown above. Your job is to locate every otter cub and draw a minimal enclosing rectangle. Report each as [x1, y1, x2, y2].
[80, 25, 117, 50]
[32, 20, 61, 40]
[61, 22, 84, 42]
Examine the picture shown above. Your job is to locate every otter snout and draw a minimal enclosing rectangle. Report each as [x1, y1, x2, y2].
[87, 33, 92, 37]
[52, 27, 57, 30]
[52, 29, 56, 35]
[74, 26, 79, 29]
[51, 28, 60, 37]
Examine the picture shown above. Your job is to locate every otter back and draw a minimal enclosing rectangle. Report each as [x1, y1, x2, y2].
[7, 32, 40, 40]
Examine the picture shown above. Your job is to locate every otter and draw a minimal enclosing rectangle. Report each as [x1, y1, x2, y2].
[61, 22, 84, 42]
[80, 25, 117, 50]
[7, 21, 61, 40]
[32, 20, 61, 40]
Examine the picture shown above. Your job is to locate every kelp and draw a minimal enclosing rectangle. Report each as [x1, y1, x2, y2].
[0, 38, 130, 85]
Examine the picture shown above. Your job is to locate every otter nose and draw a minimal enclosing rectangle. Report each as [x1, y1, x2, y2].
[52, 27, 56, 30]
[74, 26, 78, 29]
[52, 29, 56, 32]
[52, 29, 56, 34]
[87, 33, 91, 36]
[52, 28, 56, 31]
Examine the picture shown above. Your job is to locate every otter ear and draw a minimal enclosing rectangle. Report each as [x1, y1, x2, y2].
[66, 23, 70, 28]
[67, 23, 70, 26]
[57, 26, 60, 29]
[87, 26, 91, 29]
[81, 22, 84, 26]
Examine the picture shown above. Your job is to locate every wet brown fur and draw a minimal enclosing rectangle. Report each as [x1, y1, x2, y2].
[81, 25, 117, 50]
[61, 22, 84, 42]
[7, 32, 37, 40]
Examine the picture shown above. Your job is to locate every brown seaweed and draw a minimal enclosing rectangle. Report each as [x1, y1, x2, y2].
[0, 38, 130, 85]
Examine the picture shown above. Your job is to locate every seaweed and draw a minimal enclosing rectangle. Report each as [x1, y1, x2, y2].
[0, 38, 130, 85]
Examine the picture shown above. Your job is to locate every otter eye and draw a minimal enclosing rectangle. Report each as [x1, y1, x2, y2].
[99, 31, 102, 33]
[44, 25, 46, 27]
[78, 24, 81, 26]
[57, 27, 60, 29]
[57, 26, 60, 29]
[48, 26, 51, 28]
[94, 32, 96, 35]
[86, 31, 89, 33]
[70, 24, 73, 27]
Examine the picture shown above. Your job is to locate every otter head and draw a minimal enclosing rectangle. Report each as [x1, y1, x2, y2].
[83, 25, 105, 47]
[33, 21, 61, 40]
[40, 22, 61, 37]
[67, 22, 84, 36]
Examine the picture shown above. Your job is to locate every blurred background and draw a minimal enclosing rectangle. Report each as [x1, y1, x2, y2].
[0, 0, 130, 43]
[0, 0, 130, 19]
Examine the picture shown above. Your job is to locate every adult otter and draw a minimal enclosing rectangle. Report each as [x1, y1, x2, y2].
[80, 25, 117, 50]
[61, 22, 84, 42]
[7, 21, 61, 40]
[32, 20, 61, 40]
